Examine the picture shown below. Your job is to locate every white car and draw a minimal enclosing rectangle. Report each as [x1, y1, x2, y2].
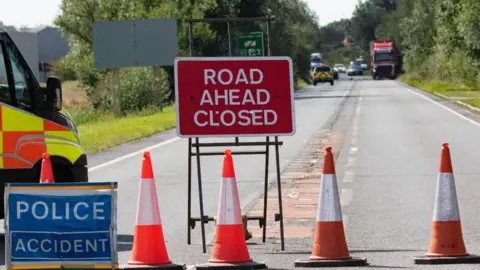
[333, 64, 346, 73]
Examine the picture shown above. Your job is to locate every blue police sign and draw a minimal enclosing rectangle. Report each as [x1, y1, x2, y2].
[4, 182, 118, 269]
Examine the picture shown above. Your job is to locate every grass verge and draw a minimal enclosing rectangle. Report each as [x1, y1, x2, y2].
[73, 106, 176, 154]
[295, 78, 309, 90]
[399, 75, 480, 109]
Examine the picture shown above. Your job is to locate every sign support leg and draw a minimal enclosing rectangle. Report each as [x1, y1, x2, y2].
[262, 136, 270, 242]
[195, 138, 208, 253]
[187, 138, 193, 245]
[274, 136, 285, 250]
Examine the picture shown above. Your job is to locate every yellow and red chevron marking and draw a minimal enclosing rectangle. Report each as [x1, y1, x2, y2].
[0, 104, 81, 169]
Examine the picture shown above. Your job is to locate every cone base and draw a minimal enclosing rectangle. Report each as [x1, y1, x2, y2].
[294, 257, 367, 268]
[196, 261, 267, 270]
[129, 225, 172, 266]
[413, 254, 480, 265]
[209, 224, 252, 264]
[311, 221, 351, 260]
[121, 263, 186, 269]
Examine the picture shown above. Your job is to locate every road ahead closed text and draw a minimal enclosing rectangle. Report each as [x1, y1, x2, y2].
[175, 57, 296, 137]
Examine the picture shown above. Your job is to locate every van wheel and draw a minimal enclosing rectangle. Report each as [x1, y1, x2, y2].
[35, 164, 73, 183]
[52, 165, 74, 182]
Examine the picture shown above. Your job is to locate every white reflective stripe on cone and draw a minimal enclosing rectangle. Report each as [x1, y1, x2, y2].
[316, 174, 343, 222]
[136, 178, 162, 225]
[433, 172, 460, 221]
[216, 177, 242, 225]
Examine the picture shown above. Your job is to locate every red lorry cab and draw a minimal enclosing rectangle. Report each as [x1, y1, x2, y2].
[370, 39, 402, 80]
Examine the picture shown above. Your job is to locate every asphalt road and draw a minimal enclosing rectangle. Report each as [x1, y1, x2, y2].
[3, 74, 480, 269]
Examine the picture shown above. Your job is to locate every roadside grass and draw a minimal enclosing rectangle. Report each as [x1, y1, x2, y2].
[295, 78, 309, 90]
[76, 106, 176, 154]
[56, 80, 177, 154]
[399, 75, 480, 109]
[464, 99, 480, 108]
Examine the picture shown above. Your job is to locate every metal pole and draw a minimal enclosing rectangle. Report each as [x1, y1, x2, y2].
[187, 20, 194, 245]
[275, 136, 285, 251]
[227, 21, 240, 145]
[267, 19, 285, 251]
[4, 184, 11, 270]
[109, 183, 116, 270]
[262, 136, 269, 242]
[227, 21, 232, 56]
[266, 21, 271, 56]
[195, 138, 207, 253]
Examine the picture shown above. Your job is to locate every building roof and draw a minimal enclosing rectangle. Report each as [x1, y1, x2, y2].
[22, 25, 51, 33]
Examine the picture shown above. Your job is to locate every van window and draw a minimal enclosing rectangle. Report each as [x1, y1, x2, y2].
[0, 45, 12, 104]
[5, 44, 30, 108]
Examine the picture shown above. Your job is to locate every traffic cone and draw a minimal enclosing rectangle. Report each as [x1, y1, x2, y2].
[414, 143, 480, 264]
[124, 152, 184, 270]
[295, 147, 367, 267]
[40, 153, 54, 184]
[196, 149, 266, 270]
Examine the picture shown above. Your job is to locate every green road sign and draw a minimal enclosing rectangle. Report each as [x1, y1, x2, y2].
[237, 32, 264, 56]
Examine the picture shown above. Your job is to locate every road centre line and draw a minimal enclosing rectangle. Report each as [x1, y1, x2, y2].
[343, 171, 354, 183]
[340, 188, 353, 206]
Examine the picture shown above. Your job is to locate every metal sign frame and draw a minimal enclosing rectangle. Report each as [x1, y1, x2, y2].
[184, 16, 287, 253]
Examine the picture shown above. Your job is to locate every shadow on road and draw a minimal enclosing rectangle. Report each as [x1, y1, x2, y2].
[368, 266, 413, 269]
[350, 248, 422, 253]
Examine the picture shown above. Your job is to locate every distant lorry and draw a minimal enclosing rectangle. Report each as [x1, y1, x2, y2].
[370, 39, 403, 80]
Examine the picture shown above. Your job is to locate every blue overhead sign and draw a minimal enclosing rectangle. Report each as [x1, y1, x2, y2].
[4, 182, 119, 269]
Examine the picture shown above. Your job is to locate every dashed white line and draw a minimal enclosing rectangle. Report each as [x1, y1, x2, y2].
[343, 171, 354, 183]
[340, 188, 353, 206]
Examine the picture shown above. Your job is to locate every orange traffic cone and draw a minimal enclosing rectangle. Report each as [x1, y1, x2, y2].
[196, 149, 266, 270]
[125, 152, 184, 270]
[40, 153, 54, 184]
[414, 143, 480, 264]
[295, 147, 367, 267]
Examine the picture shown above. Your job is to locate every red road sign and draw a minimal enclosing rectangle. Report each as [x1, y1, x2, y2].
[174, 57, 296, 137]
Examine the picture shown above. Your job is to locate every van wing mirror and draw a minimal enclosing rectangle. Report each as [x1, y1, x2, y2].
[46, 76, 63, 111]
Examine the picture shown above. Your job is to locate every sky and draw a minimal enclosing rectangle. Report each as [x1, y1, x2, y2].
[0, 0, 358, 28]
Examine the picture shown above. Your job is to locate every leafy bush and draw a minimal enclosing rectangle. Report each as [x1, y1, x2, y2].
[89, 67, 171, 116]
[51, 59, 77, 81]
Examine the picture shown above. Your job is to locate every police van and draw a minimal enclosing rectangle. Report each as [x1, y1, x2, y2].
[0, 23, 88, 217]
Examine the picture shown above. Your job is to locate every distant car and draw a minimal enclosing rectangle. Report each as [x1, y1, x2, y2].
[333, 64, 346, 73]
[312, 65, 334, 86]
[332, 69, 339, 80]
[356, 57, 368, 70]
[347, 63, 364, 76]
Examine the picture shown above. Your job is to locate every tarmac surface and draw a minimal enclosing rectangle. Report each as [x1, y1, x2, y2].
[3, 74, 480, 269]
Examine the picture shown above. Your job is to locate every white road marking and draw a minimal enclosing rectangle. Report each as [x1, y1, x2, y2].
[340, 188, 353, 206]
[403, 87, 480, 128]
[343, 171, 354, 183]
[349, 147, 358, 154]
[88, 137, 181, 172]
